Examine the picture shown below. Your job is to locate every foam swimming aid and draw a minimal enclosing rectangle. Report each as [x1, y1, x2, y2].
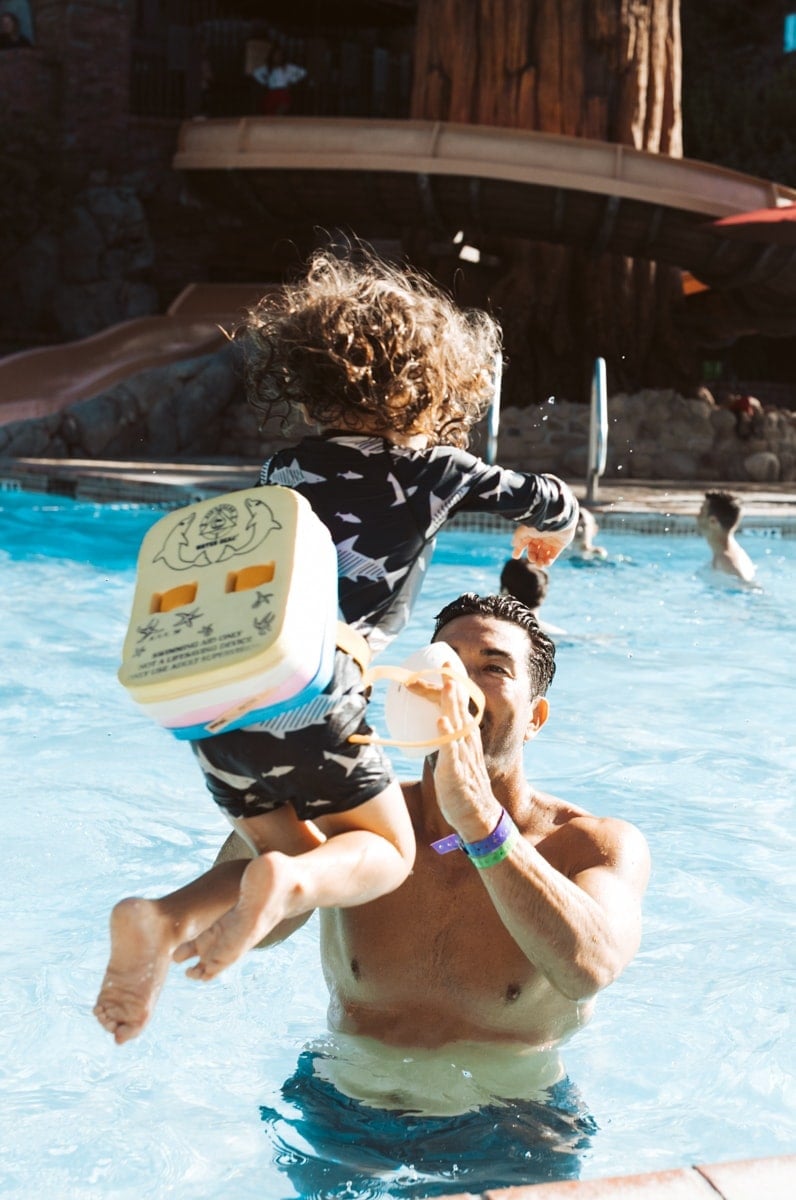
[119, 485, 484, 749]
[118, 486, 342, 739]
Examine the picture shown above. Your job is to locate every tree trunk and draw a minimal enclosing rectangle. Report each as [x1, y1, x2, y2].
[409, 0, 694, 404]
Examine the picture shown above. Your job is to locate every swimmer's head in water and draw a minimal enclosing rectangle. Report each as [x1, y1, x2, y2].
[239, 245, 501, 449]
[576, 508, 599, 543]
[499, 559, 549, 609]
[700, 490, 742, 533]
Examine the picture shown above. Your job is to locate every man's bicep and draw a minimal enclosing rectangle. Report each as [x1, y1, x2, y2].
[572, 821, 651, 961]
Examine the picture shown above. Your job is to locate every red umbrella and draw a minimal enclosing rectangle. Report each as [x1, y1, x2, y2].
[707, 204, 796, 244]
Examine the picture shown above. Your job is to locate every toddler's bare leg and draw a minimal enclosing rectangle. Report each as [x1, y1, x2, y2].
[176, 782, 414, 980]
[174, 804, 323, 979]
[93, 858, 246, 1044]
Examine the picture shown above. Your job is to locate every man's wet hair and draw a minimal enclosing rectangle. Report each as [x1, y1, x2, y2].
[704, 490, 742, 531]
[499, 559, 549, 609]
[432, 592, 556, 698]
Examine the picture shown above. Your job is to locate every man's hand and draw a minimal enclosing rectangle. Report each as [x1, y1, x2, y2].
[512, 517, 577, 567]
[432, 674, 500, 845]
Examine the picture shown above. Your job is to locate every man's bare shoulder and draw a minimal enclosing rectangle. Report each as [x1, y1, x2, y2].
[524, 790, 650, 881]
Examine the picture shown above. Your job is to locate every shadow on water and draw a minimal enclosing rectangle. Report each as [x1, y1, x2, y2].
[259, 1051, 598, 1199]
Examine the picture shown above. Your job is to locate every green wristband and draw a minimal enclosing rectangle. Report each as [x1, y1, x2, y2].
[468, 825, 519, 869]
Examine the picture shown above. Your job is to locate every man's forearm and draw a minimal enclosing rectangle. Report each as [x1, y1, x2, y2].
[471, 833, 635, 1000]
[439, 799, 644, 1001]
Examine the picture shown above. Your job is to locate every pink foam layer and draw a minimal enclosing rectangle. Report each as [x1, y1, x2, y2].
[157, 665, 318, 730]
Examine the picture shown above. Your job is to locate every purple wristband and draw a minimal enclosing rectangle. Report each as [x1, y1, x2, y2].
[463, 808, 513, 858]
[430, 832, 462, 854]
[430, 808, 511, 857]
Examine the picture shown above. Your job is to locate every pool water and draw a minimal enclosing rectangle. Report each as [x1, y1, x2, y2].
[1, 491, 794, 1198]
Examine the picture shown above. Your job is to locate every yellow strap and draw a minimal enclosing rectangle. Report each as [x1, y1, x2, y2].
[335, 621, 372, 675]
[349, 664, 485, 750]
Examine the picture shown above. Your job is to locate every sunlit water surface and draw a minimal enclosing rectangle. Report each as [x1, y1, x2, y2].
[1, 491, 794, 1198]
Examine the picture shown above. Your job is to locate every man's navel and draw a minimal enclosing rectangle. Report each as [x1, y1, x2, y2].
[505, 983, 522, 1004]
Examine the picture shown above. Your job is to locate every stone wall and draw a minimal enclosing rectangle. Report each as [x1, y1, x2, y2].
[1, 349, 795, 484]
[1, 177, 159, 344]
[497, 390, 796, 483]
[30, 0, 131, 174]
[0, 44, 55, 117]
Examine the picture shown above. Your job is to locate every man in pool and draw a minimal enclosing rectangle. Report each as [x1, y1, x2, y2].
[160, 592, 649, 1059]
[697, 490, 756, 583]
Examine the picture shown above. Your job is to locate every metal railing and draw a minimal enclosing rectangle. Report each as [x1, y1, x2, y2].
[586, 357, 608, 504]
[485, 353, 503, 465]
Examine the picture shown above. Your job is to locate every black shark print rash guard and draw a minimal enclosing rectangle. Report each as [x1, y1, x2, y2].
[260, 433, 577, 654]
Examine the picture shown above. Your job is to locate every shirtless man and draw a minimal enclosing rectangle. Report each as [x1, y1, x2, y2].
[696, 490, 756, 583]
[94, 593, 648, 1054]
[211, 592, 650, 1052]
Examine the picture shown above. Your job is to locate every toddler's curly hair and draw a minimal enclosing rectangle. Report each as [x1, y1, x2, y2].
[239, 248, 501, 448]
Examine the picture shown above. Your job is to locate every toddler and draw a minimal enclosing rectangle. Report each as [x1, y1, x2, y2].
[94, 248, 577, 1043]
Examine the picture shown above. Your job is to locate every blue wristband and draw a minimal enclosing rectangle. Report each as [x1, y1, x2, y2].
[430, 808, 513, 857]
[462, 808, 513, 857]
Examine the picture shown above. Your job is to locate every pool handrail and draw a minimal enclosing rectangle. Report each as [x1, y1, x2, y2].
[586, 356, 608, 504]
[486, 353, 503, 465]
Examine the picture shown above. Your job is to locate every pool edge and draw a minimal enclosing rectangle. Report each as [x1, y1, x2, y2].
[2, 457, 795, 535]
[443, 1154, 795, 1198]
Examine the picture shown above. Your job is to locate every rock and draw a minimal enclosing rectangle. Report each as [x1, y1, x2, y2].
[710, 408, 737, 436]
[60, 205, 104, 283]
[744, 451, 780, 482]
[778, 451, 795, 481]
[53, 280, 158, 338]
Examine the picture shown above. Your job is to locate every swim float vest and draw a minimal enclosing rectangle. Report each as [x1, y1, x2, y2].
[118, 485, 484, 748]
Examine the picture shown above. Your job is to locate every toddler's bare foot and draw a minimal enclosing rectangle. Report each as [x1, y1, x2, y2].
[175, 853, 289, 981]
[93, 898, 175, 1045]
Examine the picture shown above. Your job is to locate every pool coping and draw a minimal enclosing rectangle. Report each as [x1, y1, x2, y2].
[2, 457, 796, 536]
[4, 455, 794, 1200]
[452, 1154, 795, 1198]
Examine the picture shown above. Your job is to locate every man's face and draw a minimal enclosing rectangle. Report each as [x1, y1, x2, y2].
[434, 613, 546, 766]
[696, 498, 712, 535]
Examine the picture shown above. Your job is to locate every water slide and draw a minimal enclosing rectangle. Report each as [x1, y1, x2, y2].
[0, 283, 270, 429]
[4, 118, 795, 432]
[174, 117, 796, 338]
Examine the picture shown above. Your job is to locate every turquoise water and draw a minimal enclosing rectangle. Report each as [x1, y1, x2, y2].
[1, 491, 794, 1198]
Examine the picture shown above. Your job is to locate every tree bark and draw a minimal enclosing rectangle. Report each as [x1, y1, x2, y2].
[409, 0, 694, 404]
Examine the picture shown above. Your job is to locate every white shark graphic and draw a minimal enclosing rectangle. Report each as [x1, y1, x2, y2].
[244, 694, 339, 739]
[385, 472, 406, 508]
[194, 745, 256, 790]
[322, 750, 359, 776]
[268, 460, 326, 487]
[329, 436, 384, 456]
[336, 536, 392, 582]
[477, 482, 506, 503]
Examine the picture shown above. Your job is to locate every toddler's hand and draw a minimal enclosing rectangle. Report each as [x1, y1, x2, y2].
[512, 518, 577, 567]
